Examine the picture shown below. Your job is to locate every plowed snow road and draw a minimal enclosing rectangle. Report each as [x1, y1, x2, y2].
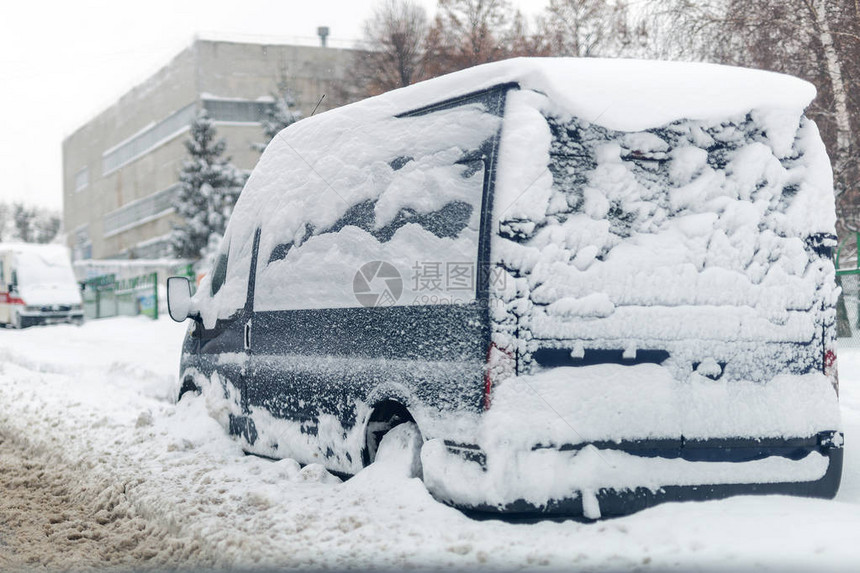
[3, 317, 860, 571]
[0, 433, 204, 571]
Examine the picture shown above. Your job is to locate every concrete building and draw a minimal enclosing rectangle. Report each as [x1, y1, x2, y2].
[63, 35, 354, 261]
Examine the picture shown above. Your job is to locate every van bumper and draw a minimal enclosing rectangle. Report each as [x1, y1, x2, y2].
[422, 431, 843, 519]
[19, 310, 84, 327]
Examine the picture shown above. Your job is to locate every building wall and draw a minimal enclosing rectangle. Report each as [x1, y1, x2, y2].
[62, 38, 353, 261]
[196, 41, 351, 114]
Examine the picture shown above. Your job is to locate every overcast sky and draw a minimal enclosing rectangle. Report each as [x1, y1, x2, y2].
[0, 0, 544, 212]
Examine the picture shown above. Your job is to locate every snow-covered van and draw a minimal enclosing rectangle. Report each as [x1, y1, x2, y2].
[168, 58, 842, 518]
[0, 243, 84, 328]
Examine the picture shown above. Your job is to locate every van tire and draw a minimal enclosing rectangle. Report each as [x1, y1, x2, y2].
[374, 421, 424, 479]
[177, 378, 201, 402]
[364, 400, 416, 466]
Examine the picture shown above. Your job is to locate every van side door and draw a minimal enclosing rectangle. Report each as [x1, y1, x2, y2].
[243, 87, 511, 472]
[190, 229, 260, 440]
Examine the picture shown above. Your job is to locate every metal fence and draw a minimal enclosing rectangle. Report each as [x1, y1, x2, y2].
[83, 272, 158, 320]
[81, 263, 195, 320]
[837, 232, 860, 348]
[838, 273, 860, 347]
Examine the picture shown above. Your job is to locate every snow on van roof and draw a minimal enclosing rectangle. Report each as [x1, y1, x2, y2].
[0, 243, 71, 256]
[199, 56, 828, 332]
[316, 58, 816, 132]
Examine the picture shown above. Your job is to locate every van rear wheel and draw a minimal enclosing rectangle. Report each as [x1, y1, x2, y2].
[374, 422, 423, 479]
[177, 378, 201, 402]
[365, 400, 415, 465]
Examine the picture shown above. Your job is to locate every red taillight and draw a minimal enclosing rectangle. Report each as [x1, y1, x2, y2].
[484, 342, 515, 410]
[825, 348, 838, 395]
[1, 293, 24, 305]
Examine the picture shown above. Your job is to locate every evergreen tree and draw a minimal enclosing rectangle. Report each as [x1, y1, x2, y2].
[253, 78, 302, 152]
[170, 110, 247, 260]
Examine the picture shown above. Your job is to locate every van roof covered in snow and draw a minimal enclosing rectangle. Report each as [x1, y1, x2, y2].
[293, 57, 816, 133]
[0, 243, 72, 257]
[200, 58, 829, 328]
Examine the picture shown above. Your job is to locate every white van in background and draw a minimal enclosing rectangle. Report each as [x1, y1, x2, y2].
[0, 244, 84, 328]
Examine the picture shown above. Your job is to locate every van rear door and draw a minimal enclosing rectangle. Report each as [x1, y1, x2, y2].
[487, 90, 840, 447]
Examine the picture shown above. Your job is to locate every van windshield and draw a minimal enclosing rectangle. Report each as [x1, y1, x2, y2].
[16, 251, 77, 288]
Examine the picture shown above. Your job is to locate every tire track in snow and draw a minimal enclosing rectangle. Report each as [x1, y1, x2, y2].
[0, 432, 209, 572]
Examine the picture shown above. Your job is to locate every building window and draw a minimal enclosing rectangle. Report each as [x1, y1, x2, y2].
[103, 185, 180, 237]
[101, 98, 274, 176]
[74, 226, 92, 261]
[75, 167, 89, 192]
[203, 98, 271, 123]
[130, 234, 174, 259]
[102, 104, 197, 175]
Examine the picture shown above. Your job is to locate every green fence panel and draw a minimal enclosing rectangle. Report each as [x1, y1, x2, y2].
[836, 233, 860, 345]
[82, 270, 161, 320]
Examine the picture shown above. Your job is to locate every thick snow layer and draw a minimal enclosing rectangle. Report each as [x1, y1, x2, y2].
[0, 317, 859, 569]
[183, 59, 840, 507]
[195, 58, 822, 328]
[315, 58, 816, 133]
[484, 365, 839, 446]
[423, 440, 829, 511]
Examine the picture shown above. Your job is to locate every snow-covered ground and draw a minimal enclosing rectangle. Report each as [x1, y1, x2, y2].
[1, 316, 860, 571]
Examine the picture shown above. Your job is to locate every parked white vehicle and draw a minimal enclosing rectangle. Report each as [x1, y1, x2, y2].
[0, 244, 84, 328]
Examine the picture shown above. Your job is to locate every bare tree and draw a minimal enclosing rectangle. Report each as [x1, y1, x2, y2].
[644, 0, 860, 235]
[0, 203, 8, 242]
[425, 0, 515, 75]
[503, 9, 555, 58]
[13, 203, 36, 243]
[806, 0, 853, 211]
[5, 202, 61, 244]
[32, 212, 61, 244]
[345, 0, 430, 99]
[540, 0, 646, 58]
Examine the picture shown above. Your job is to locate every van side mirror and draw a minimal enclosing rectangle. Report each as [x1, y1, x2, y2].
[167, 277, 195, 322]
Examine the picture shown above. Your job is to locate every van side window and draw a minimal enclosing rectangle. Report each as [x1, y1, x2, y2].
[254, 99, 502, 312]
[210, 252, 228, 296]
[268, 196, 474, 264]
[194, 232, 255, 328]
